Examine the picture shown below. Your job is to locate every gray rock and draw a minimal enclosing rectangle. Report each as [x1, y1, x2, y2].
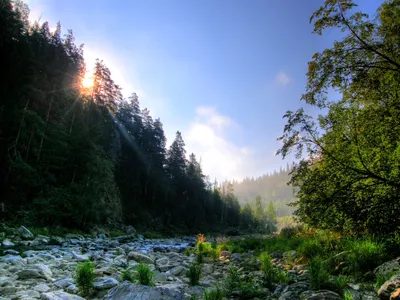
[155, 272, 168, 282]
[375, 259, 400, 277]
[282, 250, 297, 262]
[71, 251, 90, 261]
[378, 274, 400, 300]
[156, 257, 169, 266]
[2, 239, 15, 247]
[18, 226, 34, 240]
[300, 290, 341, 300]
[93, 277, 118, 290]
[201, 264, 213, 276]
[41, 290, 85, 300]
[54, 278, 74, 289]
[33, 284, 51, 293]
[104, 281, 185, 299]
[230, 253, 242, 262]
[166, 266, 185, 276]
[15, 289, 41, 299]
[128, 252, 154, 264]
[124, 225, 136, 234]
[65, 284, 78, 294]
[284, 281, 310, 294]
[0, 254, 25, 264]
[279, 291, 300, 300]
[16, 264, 52, 280]
[270, 251, 283, 259]
[0, 286, 20, 296]
[3, 249, 18, 255]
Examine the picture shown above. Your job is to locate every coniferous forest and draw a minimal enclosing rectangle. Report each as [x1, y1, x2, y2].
[0, 0, 279, 234]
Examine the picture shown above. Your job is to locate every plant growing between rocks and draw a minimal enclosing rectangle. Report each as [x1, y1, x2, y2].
[187, 262, 202, 286]
[308, 256, 330, 290]
[203, 286, 224, 300]
[121, 269, 134, 282]
[135, 263, 155, 286]
[75, 260, 95, 297]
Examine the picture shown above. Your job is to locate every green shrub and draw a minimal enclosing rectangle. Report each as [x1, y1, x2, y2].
[260, 252, 288, 288]
[135, 263, 154, 286]
[184, 247, 195, 256]
[203, 287, 224, 300]
[187, 263, 202, 286]
[224, 265, 241, 294]
[196, 252, 204, 264]
[238, 282, 265, 299]
[75, 261, 95, 297]
[280, 226, 299, 238]
[298, 239, 324, 259]
[343, 289, 354, 300]
[308, 256, 330, 290]
[209, 249, 219, 261]
[332, 275, 349, 294]
[345, 239, 385, 275]
[121, 269, 134, 282]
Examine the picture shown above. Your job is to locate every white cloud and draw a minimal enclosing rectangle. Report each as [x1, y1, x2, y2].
[274, 71, 291, 86]
[184, 107, 252, 181]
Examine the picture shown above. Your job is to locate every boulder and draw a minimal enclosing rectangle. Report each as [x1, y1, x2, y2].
[40, 290, 85, 300]
[2, 239, 15, 247]
[279, 291, 300, 300]
[375, 260, 400, 277]
[379, 275, 400, 300]
[166, 266, 186, 276]
[33, 284, 51, 293]
[300, 290, 341, 300]
[54, 278, 74, 289]
[127, 252, 154, 264]
[18, 226, 34, 240]
[93, 277, 119, 290]
[16, 264, 52, 280]
[104, 281, 185, 299]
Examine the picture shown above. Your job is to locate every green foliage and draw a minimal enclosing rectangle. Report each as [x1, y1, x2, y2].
[75, 261, 95, 297]
[279, 226, 300, 238]
[134, 263, 154, 286]
[196, 252, 204, 264]
[224, 265, 241, 294]
[203, 287, 224, 300]
[277, 0, 400, 236]
[344, 239, 385, 275]
[375, 271, 397, 290]
[187, 263, 202, 286]
[260, 252, 288, 288]
[121, 269, 134, 283]
[331, 275, 350, 294]
[308, 256, 329, 290]
[343, 290, 354, 300]
[298, 238, 324, 259]
[184, 247, 195, 256]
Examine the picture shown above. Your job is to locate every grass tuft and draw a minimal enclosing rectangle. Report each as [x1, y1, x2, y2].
[187, 263, 202, 286]
[135, 263, 155, 286]
[75, 261, 95, 297]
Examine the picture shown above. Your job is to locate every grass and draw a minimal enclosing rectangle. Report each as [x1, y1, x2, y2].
[135, 263, 155, 286]
[187, 263, 202, 286]
[343, 289, 354, 300]
[375, 271, 397, 290]
[224, 265, 241, 294]
[203, 287, 224, 300]
[75, 261, 95, 297]
[121, 269, 135, 282]
[260, 252, 289, 288]
[308, 256, 330, 290]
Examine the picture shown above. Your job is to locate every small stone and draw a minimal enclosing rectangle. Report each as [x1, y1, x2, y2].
[54, 278, 74, 289]
[4, 249, 19, 255]
[127, 251, 154, 264]
[41, 290, 85, 300]
[33, 284, 51, 293]
[93, 277, 118, 290]
[2, 239, 15, 247]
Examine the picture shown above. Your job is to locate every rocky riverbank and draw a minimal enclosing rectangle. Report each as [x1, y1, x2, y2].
[0, 226, 399, 299]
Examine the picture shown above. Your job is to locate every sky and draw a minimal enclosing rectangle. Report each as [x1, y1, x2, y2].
[24, 0, 380, 182]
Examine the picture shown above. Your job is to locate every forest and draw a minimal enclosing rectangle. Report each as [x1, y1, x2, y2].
[223, 166, 296, 217]
[0, 0, 280, 235]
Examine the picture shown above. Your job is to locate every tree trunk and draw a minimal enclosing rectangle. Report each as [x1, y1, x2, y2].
[37, 84, 55, 162]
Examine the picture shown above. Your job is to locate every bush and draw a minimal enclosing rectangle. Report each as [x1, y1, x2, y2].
[308, 256, 330, 290]
[280, 226, 299, 238]
[184, 247, 195, 256]
[75, 261, 95, 297]
[196, 252, 204, 264]
[345, 238, 385, 275]
[121, 269, 134, 282]
[332, 275, 349, 295]
[187, 263, 202, 286]
[238, 282, 265, 299]
[135, 263, 154, 286]
[343, 289, 354, 300]
[203, 287, 224, 300]
[224, 265, 241, 294]
[298, 238, 324, 259]
[260, 252, 288, 288]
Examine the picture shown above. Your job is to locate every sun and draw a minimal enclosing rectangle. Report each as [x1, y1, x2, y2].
[81, 72, 94, 89]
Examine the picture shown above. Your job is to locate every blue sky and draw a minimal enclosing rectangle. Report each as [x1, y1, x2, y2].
[25, 0, 380, 182]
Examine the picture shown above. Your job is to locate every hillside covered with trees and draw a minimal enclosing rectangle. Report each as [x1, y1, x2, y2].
[223, 165, 296, 217]
[0, 0, 277, 234]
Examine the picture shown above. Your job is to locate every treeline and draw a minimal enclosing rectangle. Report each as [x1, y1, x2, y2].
[0, 0, 277, 234]
[278, 0, 400, 235]
[222, 166, 296, 217]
